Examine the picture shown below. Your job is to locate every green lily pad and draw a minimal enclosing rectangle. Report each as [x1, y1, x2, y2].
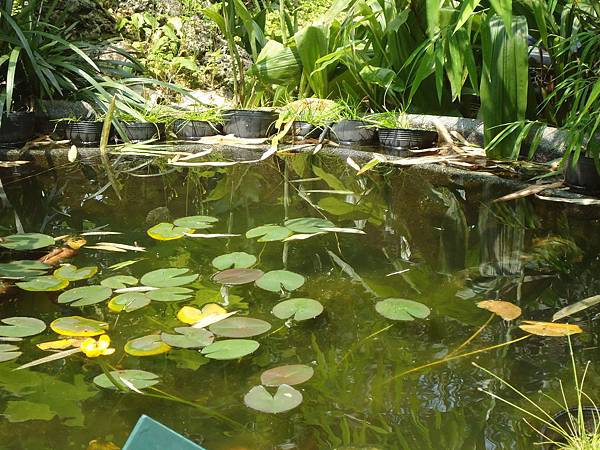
[57, 285, 112, 307]
[212, 268, 264, 285]
[125, 335, 172, 356]
[211, 252, 257, 270]
[146, 287, 193, 302]
[0, 233, 55, 250]
[261, 364, 314, 386]
[173, 215, 218, 229]
[0, 344, 21, 362]
[100, 275, 138, 289]
[255, 270, 305, 292]
[243, 384, 303, 413]
[271, 298, 323, 321]
[50, 316, 108, 336]
[53, 265, 98, 282]
[375, 298, 431, 321]
[0, 317, 46, 337]
[246, 225, 292, 242]
[161, 327, 214, 348]
[108, 293, 151, 312]
[93, 369, 160, 390]
[201, 339, 259, 360]
[0, 260, 50, 279]
[284, 217, 334, 233]
[209, 317, 271, 338]
[141, 268, 198, 288]
[147, 223, 193, 241]
[15, 276, 69, 292]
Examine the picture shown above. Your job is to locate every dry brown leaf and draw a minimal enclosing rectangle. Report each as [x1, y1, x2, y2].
[493, 181, 564, 203]
[87, 440, 120, 450]
[477, 300, 522, 320]
[519, 320, 583, 337]
[39, 247, 78, 265]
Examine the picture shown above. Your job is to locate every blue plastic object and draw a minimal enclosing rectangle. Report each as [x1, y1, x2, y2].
[123, 415, 206, 450]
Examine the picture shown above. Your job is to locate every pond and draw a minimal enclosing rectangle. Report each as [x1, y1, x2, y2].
[0, 152, 599, 450]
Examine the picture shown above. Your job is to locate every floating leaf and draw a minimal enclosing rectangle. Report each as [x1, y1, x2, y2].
[93, 370, 160, 390]
[284, 217, 334, 233]
[146, 287, 193, 302]
[213, 268, 264, 285]
[246, 225, 292, 242]
[271, 298, 323, 321]
[16, 348, 82, 370]
[201, 339, 259, 360]
[100, 275, 138, 289]
[0, 317, 46, 337]
[0, 260, 50, 279]
[192, 311, 238, 329]
[147, 223, 193, 241]
[0, 233, 55, 250]
[161, 327, 214, 348]
[173, 215, 218, 229]
[177, 304, 225, 324]
[58, 286, 112, 307]
[15, 276, 69, 292]
[50, 316, 108, 337]
[0, 344, 21, 362]
[124, 335, 171, 356]
[375, 298, 431, 321]
[283, 233, 326, 241]
[141, 268, 198, 288]
[255, 270, 305, 292]
[37, 339, 82, 351]
[54, 265, 98, 282]
[108, 292, 151, 312]
[244, 384, 303, 413]
[211, 252, 257, 270]
[261, 364, 314, 386]
[477, 300, 522, 321]
[209, 317, 271, 338]
[519, 321, 583, 337]
[553, 295, 600, 322]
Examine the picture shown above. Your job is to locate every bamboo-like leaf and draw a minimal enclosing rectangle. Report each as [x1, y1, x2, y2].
[15, 348, 82, 371]
[553, 295, 600, 322]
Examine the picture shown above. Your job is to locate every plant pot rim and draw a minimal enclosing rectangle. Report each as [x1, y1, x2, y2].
[378, 127, 437, 132]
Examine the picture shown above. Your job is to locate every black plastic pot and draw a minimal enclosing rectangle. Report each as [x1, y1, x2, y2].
[378, 128, 439, 150]
[63, 121, 104, 146]
[223, 110, 278, 138]
[119, 122, 165, 143]
[541, 406, 600, 450]
[0, 112, 36, 148]
[331, 120, 377, 145]
[565, 154, 600, 194]
[287, 121, 327, 142]
[173, 120, 222, 140]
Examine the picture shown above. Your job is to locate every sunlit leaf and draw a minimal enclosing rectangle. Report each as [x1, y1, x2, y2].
[146, 287, 193, 302]
[213, 268, 264, 285]
[58, 286, 112, 307]
[147, 223, 193, 241]
[140, 268, 198, 288]
[124, 335, 172, 356]
[201, 339, 259, 360]
[211, 252, 257, 270]
[50, 316, 108, 337]
[0, 317, 46, 337]
[177, 304, 226, 324]
[261, 364, 314, 386]
[246, 225, 292, 242]
[15, 276, 69, 292]
[271, 298, 323, 321]
[191, 311, 238, 329]
[93, 369, 160, 390]
[108, 292, 151, 312]
[172, 215, 218, 229]
[283, 233, 326, 241]
[209, 317, 271, 338]
[0, 233, 55, 250]
[553, 295, 600, 322]
[255, 270, 305, 292]
[519, 321, 583, 337]
[477, 300, 522, 320]
[65, 237, 86, 250]
[0, 260, 50, 279]
[243, 384, 302, 413]
[16, 348, 82, 370]
[0, 344, 21, 362]
[54, 265, 98, 282]
[160, 327, 214, 348]
[101, 275, 139, 289]
[37, 339, 82, 351]
[375, 298, 431, 321]
[284, 217, 334, 233]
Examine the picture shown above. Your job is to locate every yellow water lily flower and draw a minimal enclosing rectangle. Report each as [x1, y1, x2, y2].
[80, 334, 115, 358]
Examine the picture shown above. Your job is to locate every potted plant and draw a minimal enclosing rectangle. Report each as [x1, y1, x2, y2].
[330, 101, 376, 146]
[115, 107, 169, 143]
[368, 111, 438, 150]
[0, 110, 36, 149]
[276, 99, 340, 142]
[563, 147, 600, 194]
[57, 116, 106, 147]
[172, 108, 224, 140]
[223, 108, 279, 138]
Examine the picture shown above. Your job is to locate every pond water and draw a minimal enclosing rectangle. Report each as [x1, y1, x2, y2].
[0, 152, 599, 450]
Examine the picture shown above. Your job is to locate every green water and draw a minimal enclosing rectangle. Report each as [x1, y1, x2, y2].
[1, 153, 599, 450]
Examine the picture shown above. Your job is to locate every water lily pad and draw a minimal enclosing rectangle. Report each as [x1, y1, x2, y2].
[375, 298, 431, 321]
[101, 275, 138, 289]
[57, 285, 112, 307]
[211, 252, 257, 270]
[93, 369, 160, 390]
[147, 223, 193, 241]
[477, 300, 522, 321]
[209, 317, 271, 338]
[213, 268, 264, 285]
[0, 233, 55, 250]
[255, 270, 305, 292]
[161, 327, 214, 348]
[0, 260, 50, 279]
[177, 304, 227, 325]
[284, 217, 334, 233]
[244, 384, 303, 413]
[201, 339, 259, 360]
[0, 344, 21, 362]
[146, 287, 193, 302]
[141, 268, 198, 288]
[15, 276, 69, 292]
[125, 335, 172, 356]
[246, 225, 292, 242]
[261, 364, 314, 386]
[519, 321, 583, 337]
[108, 292, 151, 312]
[173, 215, 218, 229]
[271, 298, 323, 321]
[50, 316, 108, 336]
[0, 317, 46, 337]
[54, 265, 98, 282]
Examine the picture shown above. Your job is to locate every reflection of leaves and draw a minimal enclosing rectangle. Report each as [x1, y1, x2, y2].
[312, 165, 346, 191]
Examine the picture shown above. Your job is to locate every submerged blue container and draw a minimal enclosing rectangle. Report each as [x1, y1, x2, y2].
[123, 415, 206, 450]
